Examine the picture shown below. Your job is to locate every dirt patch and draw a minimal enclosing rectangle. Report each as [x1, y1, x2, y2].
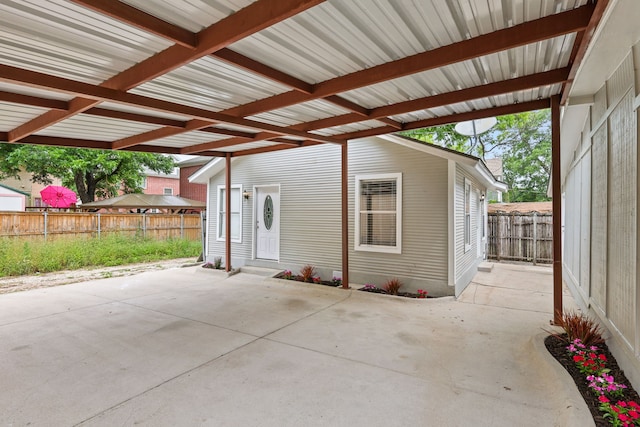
[0, 258, 200, 295]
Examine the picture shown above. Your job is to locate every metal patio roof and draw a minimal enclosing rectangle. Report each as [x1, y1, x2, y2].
[0, 0, 607, 156]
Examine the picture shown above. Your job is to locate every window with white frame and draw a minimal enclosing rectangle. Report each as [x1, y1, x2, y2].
[355, 173, 402, 254]
[464, 178, 471, 252]
[217, 185, 242, 243]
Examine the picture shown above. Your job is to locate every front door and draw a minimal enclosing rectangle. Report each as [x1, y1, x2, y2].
[255, 186, 279, 260]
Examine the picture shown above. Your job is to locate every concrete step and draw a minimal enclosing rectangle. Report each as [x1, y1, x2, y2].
[239, 266, 282, 277]
[478, 262, 494, 272]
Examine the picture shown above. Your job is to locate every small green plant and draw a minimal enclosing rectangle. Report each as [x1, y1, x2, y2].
[299, 264, 317, 283]
[555, 310, 605, 347]
[332, 276, 342, 287]
[213, 256, 222, 269]
[281, 270, 293, 280]
[383, 278, 402, 295]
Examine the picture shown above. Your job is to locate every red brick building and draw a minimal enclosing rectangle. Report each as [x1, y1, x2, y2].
[177, 157, 210, 202]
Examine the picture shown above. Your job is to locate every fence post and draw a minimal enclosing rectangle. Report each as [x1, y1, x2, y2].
[532, 212, 537, 265]
[142, 213, 146, 238]
[496, 214, 501, 261]
[43, 211, 48, 241]
[97, 213, 101, 239]
[180, 214, 184, 239]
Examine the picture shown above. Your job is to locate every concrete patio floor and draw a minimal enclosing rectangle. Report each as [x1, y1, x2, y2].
[0, 262, 591, 426]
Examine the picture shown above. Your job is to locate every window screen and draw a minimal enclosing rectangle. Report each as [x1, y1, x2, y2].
[355, 173, 401, 253]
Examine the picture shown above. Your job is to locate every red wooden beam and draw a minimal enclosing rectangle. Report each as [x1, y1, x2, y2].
[112, 119, 212, 149]
[0, 64, 345, 146]
[551, 95, 563, 324]
[0, 91, 68, 110]
[334, 99, 552, 141]
[231, 141, 319, 157]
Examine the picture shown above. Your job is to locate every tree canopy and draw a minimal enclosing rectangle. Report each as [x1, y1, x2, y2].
[0, 144, 176, 203]
[401, 110, 551, 202]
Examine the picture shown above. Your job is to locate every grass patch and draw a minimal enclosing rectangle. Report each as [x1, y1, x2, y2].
[0, 235, 201, 277]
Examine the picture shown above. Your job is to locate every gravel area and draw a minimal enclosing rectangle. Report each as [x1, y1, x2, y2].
[0, 258, 200, 294]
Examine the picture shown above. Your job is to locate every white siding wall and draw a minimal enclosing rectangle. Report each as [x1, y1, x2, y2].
[563, 50, 640, 387]
[454, 165, 483, 291]
[348, 138, 449, 294]
[206, 138, 452, 295]
[208, 144, 342, 268]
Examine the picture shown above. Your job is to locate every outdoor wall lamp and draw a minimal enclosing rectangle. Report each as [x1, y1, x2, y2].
[243, 190, 251, 200]
[480, 192, 486, 201]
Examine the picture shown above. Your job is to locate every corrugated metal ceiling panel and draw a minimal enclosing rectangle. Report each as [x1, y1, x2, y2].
[145, 131, 229, 149]
[131, 56, 290, 112]
[34, 114, 160, 141]
[0, 0, 172, 85]
[0, 82, 74, 101]
[312, 119, 387, 137]
[229, 0, 587, 85]
[221, 140, 281, 152]
[96, 103, 190, 121]
[0, 103, 51, 132]
[121, 0, 256, 33]
[339, 35, 576, 110]
[246, 99, 349, 127]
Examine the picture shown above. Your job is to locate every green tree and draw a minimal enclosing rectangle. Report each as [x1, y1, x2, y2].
[0, 144, 175, 203]
[497, 110, 551, 202]
[400, 110, 551, 202]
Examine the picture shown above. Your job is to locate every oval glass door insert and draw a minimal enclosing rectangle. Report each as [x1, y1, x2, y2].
[263, 195, 274, 230]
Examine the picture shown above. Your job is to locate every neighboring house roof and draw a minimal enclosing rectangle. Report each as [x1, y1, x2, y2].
[488, 202, 552, 214]
[80, 194, 205, 210]
[0, 183, 30, 196]
[176, 156, 212, 168]
[189, 135, 507, 192]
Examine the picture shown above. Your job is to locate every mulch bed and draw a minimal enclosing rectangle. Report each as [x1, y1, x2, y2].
[358, 287, 431, 299]
[274, 272, 339, 287]
[545, 334, 640, 426]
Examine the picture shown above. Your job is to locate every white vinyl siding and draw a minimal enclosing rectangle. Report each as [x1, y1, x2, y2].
[464, 178, 471, 252]
[216, 185, 242, 243]
[455, 166, 482, 285]
[206, 138, 449, 292]
[355, 173, 402, 254]
[208, 145, 342, 267]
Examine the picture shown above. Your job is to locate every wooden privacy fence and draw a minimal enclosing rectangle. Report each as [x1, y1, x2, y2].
[487, 212, 553, 264]
[0, 212, 202, 241]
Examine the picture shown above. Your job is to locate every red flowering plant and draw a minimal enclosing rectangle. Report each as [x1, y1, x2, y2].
[598, 396, 640, 427]
[417, 289, 428, 299]
[567, 338, 639, 426]
[567, 339, 607, 375]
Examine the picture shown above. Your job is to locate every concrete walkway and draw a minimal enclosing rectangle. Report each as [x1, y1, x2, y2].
[0, 263, 591, 426]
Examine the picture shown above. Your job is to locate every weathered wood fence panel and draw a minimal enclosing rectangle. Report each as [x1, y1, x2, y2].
[487, 212, 553, 264]
[0, 212, 202, 241]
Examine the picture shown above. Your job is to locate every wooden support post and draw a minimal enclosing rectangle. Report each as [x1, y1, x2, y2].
[341, 142, 349, 289]
[533, 212, 538, 265]
[225, 153, 232, 272]
[551, 95, 563, 324]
